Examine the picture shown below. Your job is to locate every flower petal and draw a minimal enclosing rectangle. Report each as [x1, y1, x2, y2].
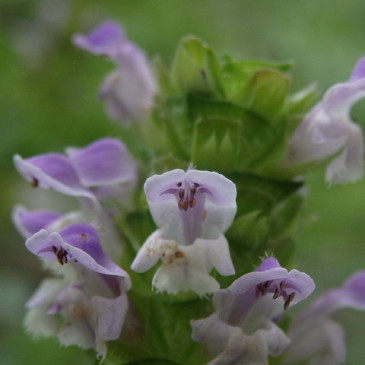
[72, 21, 125, 58]
[14, 154, 95, 201]
[213, 258, 315, 326]
[65, 138, 137, 188]
[286, 55, 365, 183]
[25, 223, 131, 288]
[12, 205, 61, 238]
[285, 271, 365, 364]
[325, 122, 363, 183]
[99, 52, 157, 122]
[144, 169, 237, 245]
[131, 231, 234, 296]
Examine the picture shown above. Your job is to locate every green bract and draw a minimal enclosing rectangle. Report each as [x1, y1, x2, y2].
[143, 36, 319, 180]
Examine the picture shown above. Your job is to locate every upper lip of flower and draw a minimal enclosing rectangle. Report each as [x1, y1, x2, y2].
[213, 257, 315, 327]
[25, 222, 131, 289]
[144, 168, 237, 245]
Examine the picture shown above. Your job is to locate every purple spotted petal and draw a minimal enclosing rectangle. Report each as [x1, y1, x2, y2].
[65, 138, 137, 187]
[14, 153, 95, 199]
[25, 223, 131, 288]
[144, 169, 237, 245]
[191, 258, 314, 363]
[213, 257, 315, 327]
[12, 205, 61, 238]
[72, 21, 125, 58]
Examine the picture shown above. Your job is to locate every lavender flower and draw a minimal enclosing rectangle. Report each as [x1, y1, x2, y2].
[73, 22, 157, 123]
[24, 223, 130, 360]
[65, 137, 138, 205]
[12, 205, 62, 238]
[13, 138, 137, 257]
[131, 168, 237, 296]
[284, 271, 365, 364]
[286, 56, 365, 183]
[191, 257, 315, 364]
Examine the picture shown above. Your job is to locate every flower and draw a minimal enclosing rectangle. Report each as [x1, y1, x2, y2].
[24, 223, 131, 360]
[13, 138, 137, 257]
[131, 168, 237, 295]
[65, 137, 138, 205]
[73, 21, 157, 123]
[191, 257, 315, 364]
[12, 205, 62, 238]
[286, 56, 365, 183]
[284, 270, 365, 365]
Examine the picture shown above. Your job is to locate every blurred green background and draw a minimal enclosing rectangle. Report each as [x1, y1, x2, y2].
[1, 0, 365, 364]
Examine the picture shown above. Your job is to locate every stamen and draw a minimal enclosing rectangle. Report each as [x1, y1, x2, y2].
[31, 177, 39, 188]
[51, 245, 69, 265]
[176, 181, 201, 211]
[255, 284, 262, 298]
[255, 281, 271, 297]
[284, 292, 295, 310]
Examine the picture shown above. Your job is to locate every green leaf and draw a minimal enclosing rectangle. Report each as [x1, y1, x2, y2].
[170, 36, 224, 97]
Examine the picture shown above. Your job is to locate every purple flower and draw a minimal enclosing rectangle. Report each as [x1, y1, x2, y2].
[73, 22, 157, 123]
[131, 168, 237, 295]
[12, 205, 62, 238]
[286, 56, 365, 183]
[13, 138, 138, 257]
[72, 21, 126, 57]
[191, 257, 315, 364]
[24, 223, 130, 360]
[284, 271, 365, 364]
[14, 138, 137, 204]
[65, 137, 138, 204]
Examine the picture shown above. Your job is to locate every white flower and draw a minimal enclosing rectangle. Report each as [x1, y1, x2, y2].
[131, 168, 237, 295]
